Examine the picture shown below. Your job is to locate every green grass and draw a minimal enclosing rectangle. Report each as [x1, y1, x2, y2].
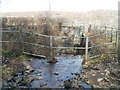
[1, 51, 20, 57]
[90, 54, 116, 63]
[118, 50, 120, 54]
[112, 37, 116, 41]
[2, 54, 30, 80]
[90, 56, 104, 63]
[17, 55, 29, 61]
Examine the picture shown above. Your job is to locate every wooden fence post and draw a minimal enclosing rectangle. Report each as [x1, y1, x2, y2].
[111, 27, 113, 42]
[19, 30, 23, 54]
[116, 28, 120, 62]
[105, 25, 107, 40]
[85, 36, 89, 60]
[116, 29, 119, 53]
[88, 24, 91, 32]
[50, 36, 53, 57]
[50, 36, 53, 49]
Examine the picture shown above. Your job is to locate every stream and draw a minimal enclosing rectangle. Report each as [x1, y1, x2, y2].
[27, 55, 90, 88]
[3, 55, 92, 89]
[31, 55, 83, 88]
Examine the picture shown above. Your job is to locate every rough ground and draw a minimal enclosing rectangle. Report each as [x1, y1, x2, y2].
[2, 55, 120, 89]
[64, 57, 120, 89]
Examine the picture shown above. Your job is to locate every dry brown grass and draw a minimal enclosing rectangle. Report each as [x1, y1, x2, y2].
[85, 30, 115, 56]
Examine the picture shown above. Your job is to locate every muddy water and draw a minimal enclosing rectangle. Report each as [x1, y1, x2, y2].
[29, 55, 83, 88]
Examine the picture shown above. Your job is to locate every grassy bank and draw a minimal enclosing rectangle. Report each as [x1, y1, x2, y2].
[89, 54, 116, 63]
[2, 51, 30, 81]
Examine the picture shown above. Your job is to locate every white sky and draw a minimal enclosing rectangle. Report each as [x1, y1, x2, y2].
[0, 0, 119, 12]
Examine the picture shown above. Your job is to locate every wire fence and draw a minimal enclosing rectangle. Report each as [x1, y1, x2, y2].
[1, 26, 118, 60]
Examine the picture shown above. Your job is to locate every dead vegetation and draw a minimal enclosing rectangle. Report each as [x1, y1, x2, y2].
[2, 12, 117, 58]
[2, 55, 29, 80]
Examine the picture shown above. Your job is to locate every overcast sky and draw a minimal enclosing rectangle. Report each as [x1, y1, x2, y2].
[0, 0, 119, 12]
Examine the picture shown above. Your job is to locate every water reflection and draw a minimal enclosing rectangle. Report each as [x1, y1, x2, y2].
[30, 55, 83, 88]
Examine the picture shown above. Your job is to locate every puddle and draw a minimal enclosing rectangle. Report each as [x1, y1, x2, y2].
[29, 55, 83, 88]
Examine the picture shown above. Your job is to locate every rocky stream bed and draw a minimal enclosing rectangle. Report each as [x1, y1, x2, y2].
[64, 57, 120, 89]
[2, 55, 120, 89]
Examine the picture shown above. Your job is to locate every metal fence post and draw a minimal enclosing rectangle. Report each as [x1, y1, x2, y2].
[19, 30, 23, 54]
[85, 36, 89, 60]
